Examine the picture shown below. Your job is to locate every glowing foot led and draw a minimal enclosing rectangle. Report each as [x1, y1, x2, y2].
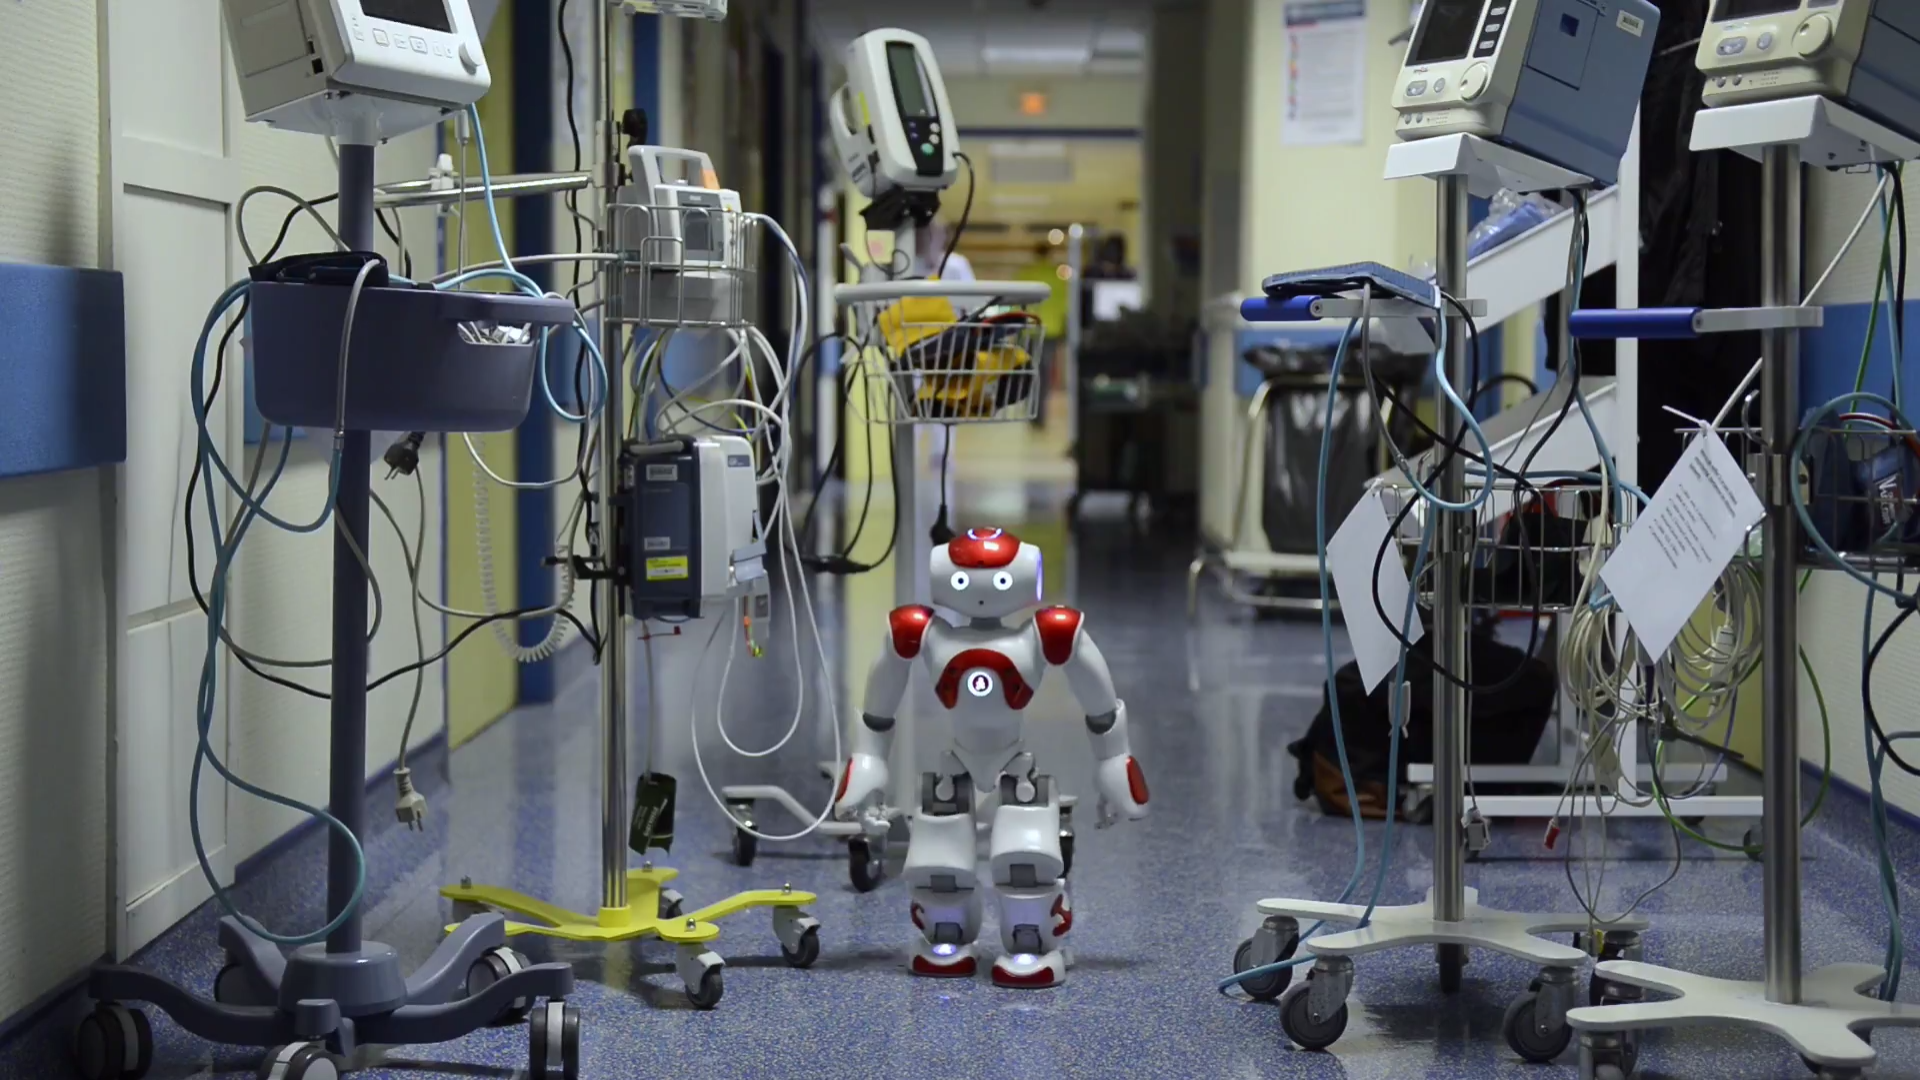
[1566, 961, 1920, 1076]
[910, 941, 978, 978]
[991, 949, 1068, 989]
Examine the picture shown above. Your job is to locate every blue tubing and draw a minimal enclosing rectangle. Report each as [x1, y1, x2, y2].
[1239, 295, 1323, 323]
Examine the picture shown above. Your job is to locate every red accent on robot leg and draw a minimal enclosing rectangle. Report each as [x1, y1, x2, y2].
[947, 529, 1023, 568]
[1051, 894, 1072, 937]
[1034, 606, 1084, 665]
[934, 649, 1035, 709]
[1126, 756, 1150, 804]
[889, 605, 935, 658]
[835, 759, 854, 803]
[910, 903, 926, 931]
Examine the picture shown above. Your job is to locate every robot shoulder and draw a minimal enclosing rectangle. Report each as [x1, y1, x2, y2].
[889, 604, 938, 659]
[1033, 605, 1084, 666]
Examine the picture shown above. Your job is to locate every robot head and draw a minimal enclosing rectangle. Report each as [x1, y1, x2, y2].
[930, 527, 1043, 619]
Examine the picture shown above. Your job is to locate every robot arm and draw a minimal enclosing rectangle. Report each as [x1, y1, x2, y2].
[1036, 607, 1148, 825]
[836, 605, 933, 816]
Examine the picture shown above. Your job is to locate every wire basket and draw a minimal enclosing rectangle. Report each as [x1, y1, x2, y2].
[608, 200, 758, 329]
[1799, 418, 1920, 560]
[834, 280, 1053, 425]
[1377, 480, 1633, 613]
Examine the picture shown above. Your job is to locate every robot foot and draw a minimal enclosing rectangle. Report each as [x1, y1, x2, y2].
[909, 940, 979, 978]
[991, 949, 1068, 989]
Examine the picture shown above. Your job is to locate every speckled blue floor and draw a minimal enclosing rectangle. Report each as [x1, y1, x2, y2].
[7, 494, 1920, 1079]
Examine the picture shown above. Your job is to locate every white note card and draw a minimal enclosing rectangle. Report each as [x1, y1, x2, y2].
[1328, 492, 1424, 691]
[1599, 433, 1765, 659]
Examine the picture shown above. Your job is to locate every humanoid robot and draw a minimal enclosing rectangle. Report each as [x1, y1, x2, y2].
[834, 527, 1149, 988]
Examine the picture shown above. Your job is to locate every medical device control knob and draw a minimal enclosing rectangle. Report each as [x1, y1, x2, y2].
[459, 43, 481, 73]
[1794, 15, 1833, 57]
[1459, 63, 1491, 102]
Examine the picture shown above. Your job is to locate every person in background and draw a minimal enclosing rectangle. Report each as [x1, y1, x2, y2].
[916, 220, 975, 282]
[1014, 241, 1070, 426]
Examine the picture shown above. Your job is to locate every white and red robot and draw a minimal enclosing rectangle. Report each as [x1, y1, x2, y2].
[833, 527, 1149, 988]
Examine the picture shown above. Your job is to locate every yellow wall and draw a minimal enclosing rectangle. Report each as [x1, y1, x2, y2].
[443, 10, 520, 747]
[1239, 0, 1434, 292]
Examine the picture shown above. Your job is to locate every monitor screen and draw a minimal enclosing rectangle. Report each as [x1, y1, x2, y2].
[887, 42, 935, 118]
[1408, 0, 1486, 66]
[361, 0, 453, 33]
[1712, 0, 1802, 18]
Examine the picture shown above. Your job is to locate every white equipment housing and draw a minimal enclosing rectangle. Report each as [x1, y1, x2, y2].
[625, 146, 743, 269]
[1390, 0, 1659, 185]
[694, 434, 764, 613]
[830, 29, 958, 227]
[223, 0, 491, 142]
[1696, 0, 1920, 143]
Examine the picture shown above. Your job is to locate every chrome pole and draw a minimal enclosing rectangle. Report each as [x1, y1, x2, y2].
[1431, 174, 1472, 925]
[1759, 142, 1802, 1004]
[594, 0, 630, 915]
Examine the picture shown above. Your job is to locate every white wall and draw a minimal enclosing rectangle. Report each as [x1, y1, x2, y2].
[0, 0, 115, 1025]
[0, 0, 455, 992]
[1797, 165, 1920, 817]
[943, 75, 1144, 131]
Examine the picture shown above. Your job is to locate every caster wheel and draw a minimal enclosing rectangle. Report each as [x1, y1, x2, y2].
[781, 925, 821, 969]
[467, 946, 534, 1025]
[1503, 992, 1573, 1063]
[658, 889, 684, 920]
[685, 964, 724, 1010]
[263, 1043, 338, 1080]
[848, 837, 885, 893]
[1744, 827, 1763, 863]
[1438, 943, 1467, 994]
[1060, 832, 1075, 879]
[214, 962, 271, 1007]
[528, 1000, 582, 1079]
[72, 1003, 153, 1080]
[1588, 943, 1633, 1007]
[1593, 1067, 1628, 1080]
[1278, 980, 1348, 1051]
[731, 827, 757, 867]
[1231, 936, 1295, 1001]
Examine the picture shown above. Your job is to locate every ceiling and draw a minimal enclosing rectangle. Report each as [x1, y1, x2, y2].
[809, 0, 1169, 77]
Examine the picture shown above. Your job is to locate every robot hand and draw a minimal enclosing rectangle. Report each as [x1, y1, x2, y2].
[834, 753, 890, 819]
[1092, 754, 1149, 828]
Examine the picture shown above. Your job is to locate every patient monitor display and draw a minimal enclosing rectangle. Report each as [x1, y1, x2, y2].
[1696, 0, 1920, 142]
[1392, 0, 1660, 184]
[223, 0, 491, 141]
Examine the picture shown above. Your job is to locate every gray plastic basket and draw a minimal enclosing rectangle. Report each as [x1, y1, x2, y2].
[250, 281, 577, 432]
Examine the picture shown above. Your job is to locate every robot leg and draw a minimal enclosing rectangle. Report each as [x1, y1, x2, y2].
[987, 768, 1069, 989]
[902, 770, 983, 977]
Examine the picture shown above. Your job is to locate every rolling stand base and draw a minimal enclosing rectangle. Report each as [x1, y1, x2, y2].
[1565, 961, 1920, 1076]
[1253, 887, 1647, 1062]
[76, 913, 575, 1078]
[440, 864, 819, 1010]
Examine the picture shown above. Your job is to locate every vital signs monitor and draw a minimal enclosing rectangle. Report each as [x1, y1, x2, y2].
[1696, 1, 1920, 142]
[223, 0, 492, 141]
[1392, 0, 1661, 184]
[830, 29, 960, 229]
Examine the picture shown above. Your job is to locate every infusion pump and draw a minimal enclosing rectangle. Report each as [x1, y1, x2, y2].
[830, 29, 959, 229]
[223, 0, 491, 142]
[1392, 0, 1659, 184]
[1696, 1, 1920, 141]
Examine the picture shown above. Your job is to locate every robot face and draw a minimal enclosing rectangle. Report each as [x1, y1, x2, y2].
[930, 527, 1043, 618]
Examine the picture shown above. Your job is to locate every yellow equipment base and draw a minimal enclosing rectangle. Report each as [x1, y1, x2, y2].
[440, 865, 815, 943]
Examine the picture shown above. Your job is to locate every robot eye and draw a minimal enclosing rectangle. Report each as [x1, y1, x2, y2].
[950, 571, 971, 591]
[993, 571, 1013, 591]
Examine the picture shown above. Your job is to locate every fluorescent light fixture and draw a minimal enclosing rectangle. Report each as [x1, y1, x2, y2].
[988, 141, 1068, 159]
[982, 45, 1092, 66]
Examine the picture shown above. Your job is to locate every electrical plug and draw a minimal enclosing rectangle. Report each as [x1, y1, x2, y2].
[1464, 808, 1490, 854]
[394, 767, 427, 831]
[384, 432, 427, 478]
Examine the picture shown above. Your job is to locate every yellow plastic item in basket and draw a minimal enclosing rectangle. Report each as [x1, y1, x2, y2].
[876, 294, 961, 355]
[917, 341, 1033, 418]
